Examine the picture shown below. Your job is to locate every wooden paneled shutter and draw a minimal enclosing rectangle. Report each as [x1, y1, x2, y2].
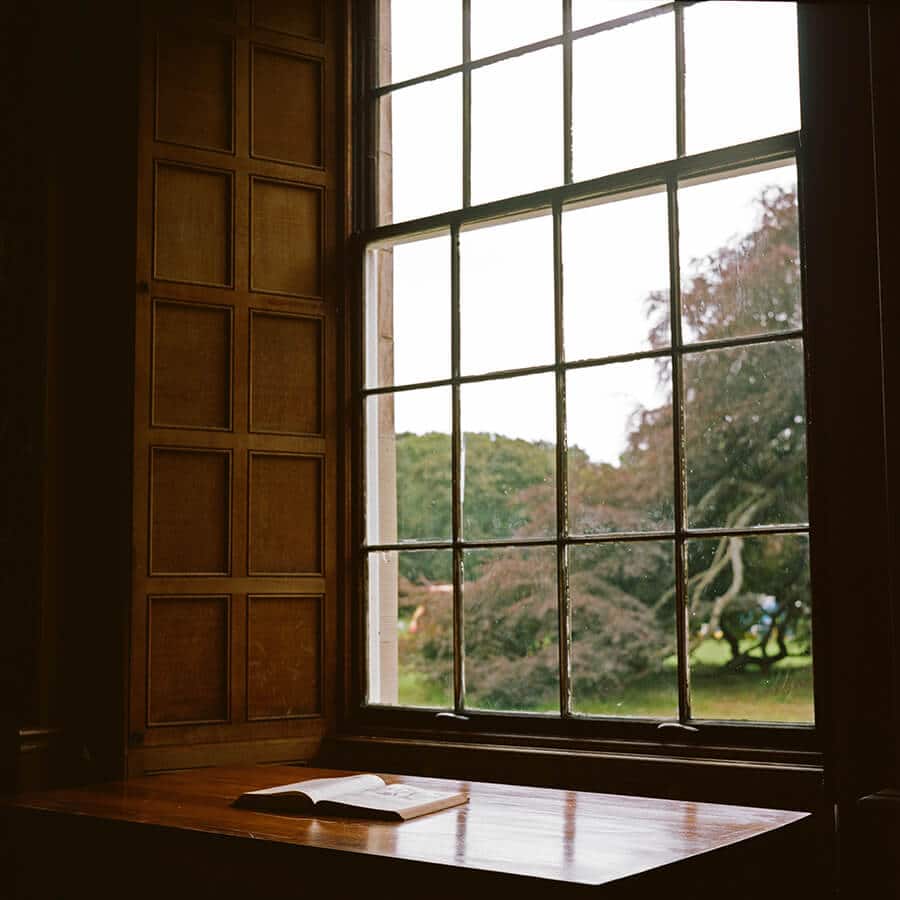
[129, 0, 339, 774]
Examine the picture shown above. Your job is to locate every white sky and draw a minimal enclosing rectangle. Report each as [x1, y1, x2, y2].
[371, 2, 800, 465]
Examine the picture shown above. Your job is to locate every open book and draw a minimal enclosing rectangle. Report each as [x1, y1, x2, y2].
[233, 774, 468, 821]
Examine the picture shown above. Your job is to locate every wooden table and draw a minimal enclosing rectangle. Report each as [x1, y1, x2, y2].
[1, 765, 813, 899]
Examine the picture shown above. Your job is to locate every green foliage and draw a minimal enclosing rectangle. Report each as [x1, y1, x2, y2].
[396, 185, 813, 715]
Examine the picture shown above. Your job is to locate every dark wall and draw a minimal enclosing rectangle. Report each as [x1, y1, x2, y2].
[1, 0, 139, 790]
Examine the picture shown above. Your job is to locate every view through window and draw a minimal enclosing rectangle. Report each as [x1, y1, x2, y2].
[363, 1, 811, 726]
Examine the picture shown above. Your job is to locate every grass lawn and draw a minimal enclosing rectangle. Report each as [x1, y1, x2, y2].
[397, 638, 814, 723]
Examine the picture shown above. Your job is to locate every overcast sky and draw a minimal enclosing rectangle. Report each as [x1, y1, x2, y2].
[370, 1, 800, 465]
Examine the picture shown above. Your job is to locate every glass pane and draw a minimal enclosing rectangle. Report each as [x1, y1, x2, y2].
[562, 188, 670, 362]
[379, 0, 462, 86]
[570, 541, 677, 717]
[366, 387, 452, 544]
[460, 213, 554, 375]
[366, 233, 451, 388]
[679, 164, 801, 343]
[379, 74, 462, 224]
[463, 546, 559, 712]
[367, 549, 454, 708]
[572, 13, 675, 182]
[572, 1, 664, 31]
[683, 340, 808, 529]
[687, 533, 813, 723]
[567, 359, 673, 534]
[471, 47, 563, 205]
[461, 373, 556, 540]
[684, 1, 800, 155]
[471, 0, 561, 59]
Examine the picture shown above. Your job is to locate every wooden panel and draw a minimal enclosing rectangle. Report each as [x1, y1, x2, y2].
[252, 46, 322, 168]
[250, 178, 322, 298]
[152, 300, 232, 429]
[150, 448, 230, 574]
[156, 30, 233, 152]
[250, 310, 322, 435]
[155, 0, 235, 24]
[247, 595, 321, 719]
[248, 453, 322, 575]
[155, 162, 232, 287]
[252, 0, 322, 40]
[148, 596, 229, 724]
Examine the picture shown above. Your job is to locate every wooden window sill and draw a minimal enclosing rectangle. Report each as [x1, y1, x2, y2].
[2, 765, 815, 899]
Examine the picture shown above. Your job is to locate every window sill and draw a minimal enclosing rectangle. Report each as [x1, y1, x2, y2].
[321, 730, 824, 812]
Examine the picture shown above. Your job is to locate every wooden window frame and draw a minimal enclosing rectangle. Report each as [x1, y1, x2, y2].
[336, 1, 890, 799]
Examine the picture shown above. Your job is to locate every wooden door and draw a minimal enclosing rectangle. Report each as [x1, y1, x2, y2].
[129, 0, 340, 774]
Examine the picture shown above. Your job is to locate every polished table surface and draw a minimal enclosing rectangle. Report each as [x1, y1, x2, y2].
[2, 765, 810, 895]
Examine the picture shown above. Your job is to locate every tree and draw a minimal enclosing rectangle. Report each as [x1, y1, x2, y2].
[398, 184, 811, 710]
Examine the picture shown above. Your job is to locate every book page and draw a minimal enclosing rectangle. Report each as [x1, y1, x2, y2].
[242, 774, 386, 805]
[318, 783, 468, 819]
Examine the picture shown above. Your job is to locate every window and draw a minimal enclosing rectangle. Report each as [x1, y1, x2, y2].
[359, 1, 812, 741]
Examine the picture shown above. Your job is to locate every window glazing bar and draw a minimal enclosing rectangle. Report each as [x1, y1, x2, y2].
[563, 0, 573, 185]
[675, 1, 686, 157]
[370, 1, 688, 98]
[667, 174, 692, 724]
[362, 133, 799, 244]
[361, 329, 804, 400]
[364, 524, 810, 555]
[553, 200, 572, 717]
[462, 0, 472, 209]
[450, 222, 465, 713]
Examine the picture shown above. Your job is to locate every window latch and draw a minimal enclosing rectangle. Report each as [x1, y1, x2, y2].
[436, 712, 470, 722]
[657, 722, 700, 734]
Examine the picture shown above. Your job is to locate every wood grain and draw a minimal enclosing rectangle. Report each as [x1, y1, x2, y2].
[247, 594, 321, 719]
[148, 595, 230, 724]
[252, 0, 323, 40]
[130, 0, 340, 771]
[152, 299, 232, 429]
[250, 310, 322, 435]
[156, 29, 233, 152]
[2, 765, 811, 899]
[248, 452, 322, 574]
[252, 45, 322, 167]
[154, 162, 232, 286]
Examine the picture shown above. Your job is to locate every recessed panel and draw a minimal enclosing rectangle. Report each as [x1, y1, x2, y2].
[148, 595, 229, 724]
[156, 31, 233, 152]
[153, 300, 231, 429]
[251, 178, 322, 298]
[252, 0, 322, 40]
[252, 46, 322, 167]
[155, 163, 232, 287]
[250, 311, 322, 435]
[249, 453, 322, 574]
[151, 448, 230, 574]
[156, 0, 234, 22]
[247, 595, 321, 718]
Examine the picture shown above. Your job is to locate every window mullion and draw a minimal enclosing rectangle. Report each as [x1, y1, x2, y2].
[563, 0, 573, 184]
[553, 200, 571, 717]
[462, 0, 472, 209]
[667, 174, 691, 724]
[675, 1, 686, 157]
[451, 222, 465, 712]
